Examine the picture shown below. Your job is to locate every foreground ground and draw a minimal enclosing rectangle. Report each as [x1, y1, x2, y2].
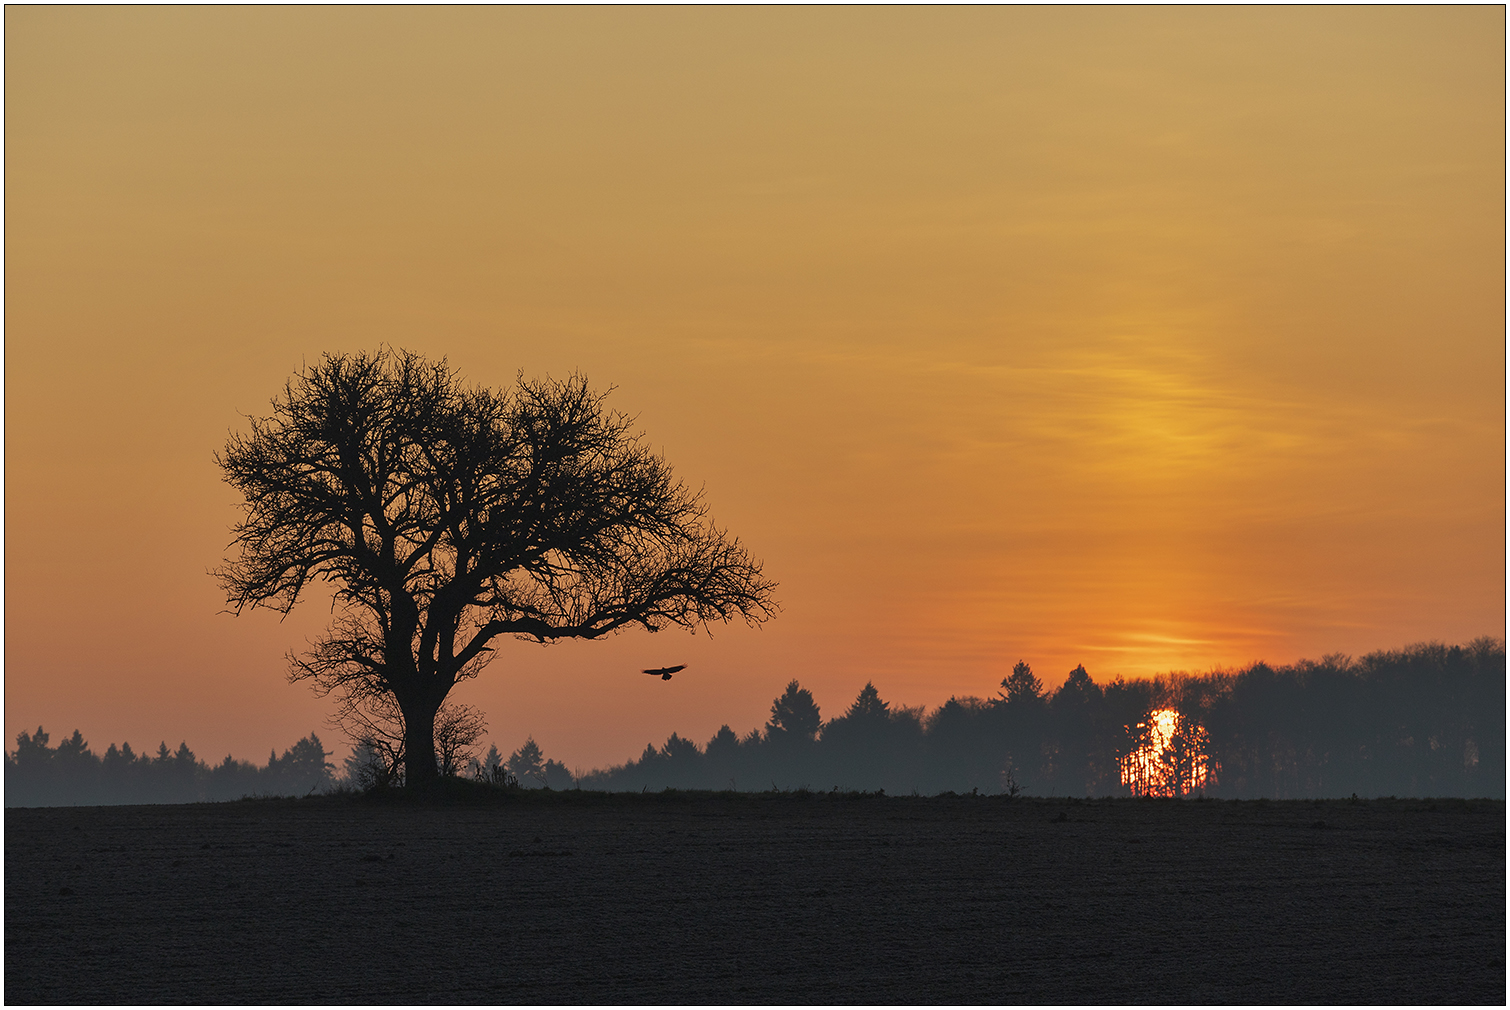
[6, 792, 1503, 1003]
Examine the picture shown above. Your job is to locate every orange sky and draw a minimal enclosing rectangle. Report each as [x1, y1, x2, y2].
[7, 7, 1504, 771]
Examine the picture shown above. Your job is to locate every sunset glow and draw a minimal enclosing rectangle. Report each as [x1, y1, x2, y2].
[1119, 709, 1217, 798]
[6, 8, 1503, 769]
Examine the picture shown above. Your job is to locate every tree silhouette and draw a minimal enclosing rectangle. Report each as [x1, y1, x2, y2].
[343, 739, 392, 790]
[999, 661, 1044, 706]
[468, 743, 506, 780]
[766, 680, 821, 742]
[508, 737, 546, 785]
[434, 704, 487, 777]
[261, 734, 334, 795]
[844, 682, 890, 721]
[215, 349, 777, 784]
[820, 681, 922, 792]
[1048, 665, 1104, 794]
[324, 688, 482, 785]
[994, 661, 1047, 790]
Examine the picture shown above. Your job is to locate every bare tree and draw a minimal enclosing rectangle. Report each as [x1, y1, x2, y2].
[215, 349, 778, 785]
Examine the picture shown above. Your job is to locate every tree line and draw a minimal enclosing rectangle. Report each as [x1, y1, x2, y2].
[3, 727, 579, 806]
[4, 731, 337, 807]
[579, 638, 1504, 799]
[8, 638, 1502, 805]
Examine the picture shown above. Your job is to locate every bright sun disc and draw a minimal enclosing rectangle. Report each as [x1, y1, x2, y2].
[1118, 708, 1216, 797]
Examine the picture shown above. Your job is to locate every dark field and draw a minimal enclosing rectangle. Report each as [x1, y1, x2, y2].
[6, 793, 1504, 1004]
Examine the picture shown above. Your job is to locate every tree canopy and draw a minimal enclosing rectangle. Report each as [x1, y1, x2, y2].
[215, 349, 777, 783]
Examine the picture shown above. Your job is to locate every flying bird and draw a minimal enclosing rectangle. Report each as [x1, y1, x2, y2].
[643, 665, 687, 681]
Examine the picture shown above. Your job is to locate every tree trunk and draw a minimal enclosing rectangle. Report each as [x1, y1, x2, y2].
[402, 699, 439, 786]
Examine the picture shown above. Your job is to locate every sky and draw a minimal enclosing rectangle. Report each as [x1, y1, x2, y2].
[6, 7, 1504, 771]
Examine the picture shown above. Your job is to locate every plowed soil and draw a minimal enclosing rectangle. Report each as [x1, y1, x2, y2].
[6, 793, 1503, 1003]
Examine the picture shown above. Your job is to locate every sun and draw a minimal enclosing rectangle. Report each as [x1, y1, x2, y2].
[1118, 708, 1216, 797]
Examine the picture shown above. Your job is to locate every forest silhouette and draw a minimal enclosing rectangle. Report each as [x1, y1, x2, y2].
[579, 638, 1503, 798]
[8, 637, 1501, 805]
[4, 731, 336, 807]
